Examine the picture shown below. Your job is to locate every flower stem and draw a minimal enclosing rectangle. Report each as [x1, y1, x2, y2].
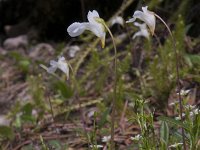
[102, 22, 117, 150]
[68, 62, 88, 142]
[155, 14, 186, 150]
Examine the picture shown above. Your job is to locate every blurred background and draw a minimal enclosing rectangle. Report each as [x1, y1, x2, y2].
[0, 0, 200, 149]
[0, 0, 199, 43]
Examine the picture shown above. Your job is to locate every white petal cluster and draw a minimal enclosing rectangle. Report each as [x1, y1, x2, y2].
[175, 108, 199, 120]
[184, 105, 196, 110]
[89, 145, 103, 149]
[132, 22, 149, 39]
[102, 135, 111, 142]
[111, 16, 124, 26]
[126, 6, 156, 35]
[169, 101, 179, 106]
[169, 142, 183, 148]
[67, 10, 106, 48]
[130, 134, 142, 141]
[67, 45, 80, 58]
[47, 56, 69, 79]
[179, 89, 190, 96]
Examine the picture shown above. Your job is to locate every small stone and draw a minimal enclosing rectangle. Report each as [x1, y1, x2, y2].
[3, 35, 28, 50]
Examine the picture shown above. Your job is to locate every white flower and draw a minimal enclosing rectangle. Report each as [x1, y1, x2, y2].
[190, 108, 199, 116]
[67, 45, 80, 58]
[169, 101, 179, 106]
[175, 113, 185, 120]
[175, 116, 181, 120]
[184, 105, 196, 110]
[67, 10, 106, 48]
[175, 108, 199, 120]
[179, 89, 190, 96]
[102, 135, 111, 142]
[126, 6, 156, 35]
[169, 142, 183, 148]
[47, 56, 69, 79]
[130, 134, 142, 141]
[132, 22, 149, 39]
[87, 110, 96, 118]
[89, 145, 103, 149]
[111, 16, 124, 26]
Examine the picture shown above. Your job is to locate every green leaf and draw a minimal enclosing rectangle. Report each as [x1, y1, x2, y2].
[54, 80, 73, 99]
[185, 54, 200, 66]
[21, 144, 34, 150]
[22, 103, 33, 116]
[160, 121, 169, 144]
[0, 126, 14, 140]
[48, 140, 62, 150]
[21, 103, 36, 123]
[158, 116, 189, 130]
[97, 108, 110, 128]
[18, 60, 30, 72]
[9, 51, 23, 61]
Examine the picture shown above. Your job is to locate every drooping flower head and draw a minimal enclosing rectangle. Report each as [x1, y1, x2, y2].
[67, 10, 106, 48]
[47, 56, 69, 79]
[67, 45, 80, 58]
[132, 22, 149, 39]
[126, 6, 156, 35]
[111, 16, 124, 27]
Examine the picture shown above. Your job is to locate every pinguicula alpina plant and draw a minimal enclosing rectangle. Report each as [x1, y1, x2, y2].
[67, 10, 106, 48]
[126, 6, 186, 150]
[67, 10, 118, 149]
[126, 6, 155, 35]
[40, 56, 70, 80]
[47, 56, 70, 79]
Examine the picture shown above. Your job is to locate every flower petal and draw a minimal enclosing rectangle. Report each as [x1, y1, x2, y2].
[50, 60, 57, 67]
[111, 16, 124, 26]
[47, 66, 57, 74]
[126, 17, 136, 23]
[87, 10, 100, 24]
[134, 22, 145, 28]
[68, 45, 80, 58]
[57, 57, 69, 79]
[67, 22, 87, 37]
[142, 6, 148, 13]
[58, 64, 69, 78]
[86, 10, 105, 39]
[58, 56, 65, 61]
[132, 31, 143, 39]
[86, 23, 105, 48]
[88, 23, 105, 38]
[133, 7, 156, 35]
[133, 22, 149, 39]
[67, 10, 106, 48]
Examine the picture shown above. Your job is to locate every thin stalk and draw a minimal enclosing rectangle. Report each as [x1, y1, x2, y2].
[47, 95, 54, 121]
[155, 14, 186, 150]
[102, 22, 117, 150]
[74, 39, 99, 75]
[67, 61, 88, 143]
[80, 0, 86, 21]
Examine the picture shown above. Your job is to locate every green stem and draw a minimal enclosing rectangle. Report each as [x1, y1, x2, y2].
[102, 22, 117, 150]
[74, 39, 100, 75]
[155, 14, 186, 150]
[67, 61, 88, 144]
